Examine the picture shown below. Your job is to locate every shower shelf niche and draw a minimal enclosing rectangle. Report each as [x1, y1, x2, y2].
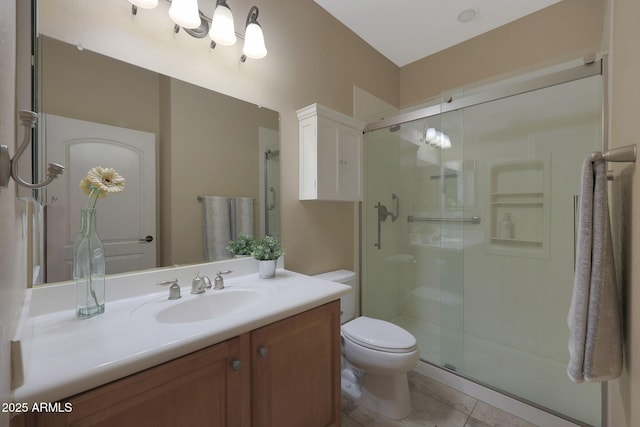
[487, 158, 550, 259]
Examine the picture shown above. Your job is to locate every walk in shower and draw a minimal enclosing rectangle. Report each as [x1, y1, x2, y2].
[362, 60, 605, 426]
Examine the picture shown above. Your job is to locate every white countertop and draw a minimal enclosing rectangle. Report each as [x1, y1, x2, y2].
[11, 258, 350, 404]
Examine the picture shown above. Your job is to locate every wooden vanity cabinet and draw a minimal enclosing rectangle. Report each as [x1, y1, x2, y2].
[14, 335, 251, 427]
[251, 300, 341, 427]
[12, 301, 340, 427]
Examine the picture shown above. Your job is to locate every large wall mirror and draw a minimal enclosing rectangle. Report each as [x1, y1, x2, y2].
[36, 35, 280, 284]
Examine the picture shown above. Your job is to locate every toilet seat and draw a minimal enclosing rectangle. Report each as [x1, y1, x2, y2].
[342, 317, 417, 353]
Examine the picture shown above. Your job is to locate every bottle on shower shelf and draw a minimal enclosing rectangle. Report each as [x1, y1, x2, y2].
[500, 212, 513, 239]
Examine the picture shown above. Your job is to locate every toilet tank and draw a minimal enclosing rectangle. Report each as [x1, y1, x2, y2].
[313, 270, 356, 324]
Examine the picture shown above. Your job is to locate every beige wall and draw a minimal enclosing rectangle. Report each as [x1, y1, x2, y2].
[609, 0, 640, 424]
[165, 78, 277, 265]
[0, 0, 27, 426]
[40, 37, 161, 135]
[399, 0, 606, 107]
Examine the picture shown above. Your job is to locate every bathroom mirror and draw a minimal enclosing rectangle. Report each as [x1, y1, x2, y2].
[36, 36, 280, 284]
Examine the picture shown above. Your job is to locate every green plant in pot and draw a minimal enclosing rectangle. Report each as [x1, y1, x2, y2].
[251, 235, 284, 278]
[226, 235, 255, 257]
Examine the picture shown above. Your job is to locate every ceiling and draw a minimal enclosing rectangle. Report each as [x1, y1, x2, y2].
[313, 0, 562, 67]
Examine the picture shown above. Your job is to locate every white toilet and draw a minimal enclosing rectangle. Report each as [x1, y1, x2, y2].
[313, 270, 419, 420]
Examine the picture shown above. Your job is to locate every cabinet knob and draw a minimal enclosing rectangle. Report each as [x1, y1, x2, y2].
[231, 359, 242, 371]
[257, 346, 268, 358]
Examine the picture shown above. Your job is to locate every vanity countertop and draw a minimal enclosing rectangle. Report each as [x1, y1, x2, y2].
[11, 258, 350, 404]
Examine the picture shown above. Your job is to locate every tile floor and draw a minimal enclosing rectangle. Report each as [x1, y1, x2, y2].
[342, 372, 538, 427]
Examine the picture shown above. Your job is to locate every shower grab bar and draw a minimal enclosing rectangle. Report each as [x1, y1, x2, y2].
[391, 193, 399, 222]
[407, 215, 481, 225]
[267, 186, 276, 211]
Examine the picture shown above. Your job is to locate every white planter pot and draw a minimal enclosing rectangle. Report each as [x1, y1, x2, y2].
[258, 259, 277, 278]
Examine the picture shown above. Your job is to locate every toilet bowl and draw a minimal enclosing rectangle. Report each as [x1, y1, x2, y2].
[313, 270, 419, 420]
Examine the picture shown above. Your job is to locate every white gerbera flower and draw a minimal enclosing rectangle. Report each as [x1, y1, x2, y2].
[79, 166, 126, 207]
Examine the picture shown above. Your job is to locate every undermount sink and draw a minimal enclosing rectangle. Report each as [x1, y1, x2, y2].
[155, 289, 265, 324]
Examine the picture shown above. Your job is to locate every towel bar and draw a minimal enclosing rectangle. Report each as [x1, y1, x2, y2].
[197, 196, 257, 203]
[591, 144, 636, 163]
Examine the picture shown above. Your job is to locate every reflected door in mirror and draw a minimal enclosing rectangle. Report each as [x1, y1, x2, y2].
[43, 114, 156, 282]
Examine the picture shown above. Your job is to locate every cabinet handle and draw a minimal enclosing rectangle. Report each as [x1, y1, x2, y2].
[231, 359, 242, 371]
[257, 346, 268, 358]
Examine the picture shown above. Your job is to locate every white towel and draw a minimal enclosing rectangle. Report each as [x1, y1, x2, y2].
[230, 197, 254, 240]
[202, 196, 232, 261]
[567, 156, 622, 383]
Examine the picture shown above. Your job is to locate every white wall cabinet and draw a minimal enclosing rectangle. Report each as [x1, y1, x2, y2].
[297, 103, 365, 201]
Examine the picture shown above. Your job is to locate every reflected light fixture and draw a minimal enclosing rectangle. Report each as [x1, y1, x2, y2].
[129, 0, 267, 62]
[209, 0, 237, 47]
[424, 127, 452, 150]
[241, 6, 267, 62]
[168, 0, 201, 29]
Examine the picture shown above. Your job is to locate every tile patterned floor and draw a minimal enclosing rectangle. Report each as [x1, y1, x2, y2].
[342, 372, 539, 427]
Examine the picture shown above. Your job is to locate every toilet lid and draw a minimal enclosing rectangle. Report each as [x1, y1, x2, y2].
[342, 317, 417, 353]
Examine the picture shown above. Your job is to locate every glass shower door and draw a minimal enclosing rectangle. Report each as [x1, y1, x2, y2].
[363, 108, 464, 368]
[455, 74, 603, 426]
[363, 72, 604, 426]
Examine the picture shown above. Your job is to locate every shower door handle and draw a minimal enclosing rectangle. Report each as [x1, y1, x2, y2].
[267, 186, 276, 211]
[374, 202, 393, 250]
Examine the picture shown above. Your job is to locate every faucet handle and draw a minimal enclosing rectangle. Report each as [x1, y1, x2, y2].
[157, 279, 181, 300]
[168, 283, 181, 300]
[214, 270, 232, 290]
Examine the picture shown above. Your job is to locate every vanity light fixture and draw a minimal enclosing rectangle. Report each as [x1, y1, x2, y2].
[241, 6, 267, 62]
[128, 0, 267, 61]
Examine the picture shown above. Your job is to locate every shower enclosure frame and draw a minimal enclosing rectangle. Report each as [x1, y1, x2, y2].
[360, 55, 609, 427]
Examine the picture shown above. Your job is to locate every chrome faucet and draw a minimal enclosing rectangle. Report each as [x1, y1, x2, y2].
[191, 273, 212, 294]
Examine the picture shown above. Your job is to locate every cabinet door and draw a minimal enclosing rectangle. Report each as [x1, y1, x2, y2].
[316, 117, 341, 200]
[338, 126, 362, 201]
[22, 336, 250, 427]
[251, 301, 341, 427]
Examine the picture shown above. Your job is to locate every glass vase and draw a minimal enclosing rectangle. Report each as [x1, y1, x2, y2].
[75, 208, 106, 318]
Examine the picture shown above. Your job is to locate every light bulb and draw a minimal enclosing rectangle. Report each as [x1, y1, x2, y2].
[243, 22, 267, 59]
[425, 127, 437, 142]
[168, 0, 201, 29]
[440, 134, 452, 149]
[209, 3, 236, 46]
[430, 131, 442, 148]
